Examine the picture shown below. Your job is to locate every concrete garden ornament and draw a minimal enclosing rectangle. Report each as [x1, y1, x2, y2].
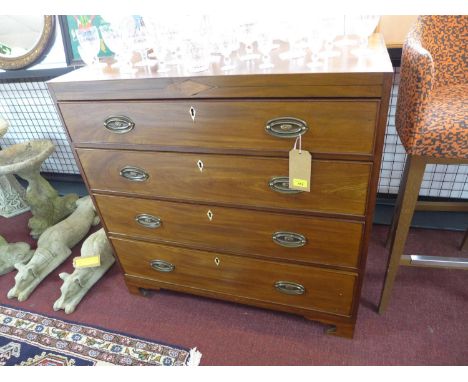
[54, 228, 115, 314]
[0, 134, 78, 238]
[0, 236, 34, 276]
[0, 117, 29, 218]
[7, 196, 100, 302]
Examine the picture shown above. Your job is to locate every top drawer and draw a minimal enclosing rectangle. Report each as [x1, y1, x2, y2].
[59, 100, 379, 156]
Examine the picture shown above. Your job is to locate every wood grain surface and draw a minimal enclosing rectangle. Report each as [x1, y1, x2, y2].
[60, 100, 379, 156]
[48, 35, 392, 101]
[112, 237, 357, 316]
[95, 194, 364, 268]
[78, 149, 372, 216]
[49, 34, 393, 338]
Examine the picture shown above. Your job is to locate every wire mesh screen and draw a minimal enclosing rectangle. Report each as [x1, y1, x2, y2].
[0, 80, 79, 174]
[0, 74, 467, 199]
[379, 67, 468, 199]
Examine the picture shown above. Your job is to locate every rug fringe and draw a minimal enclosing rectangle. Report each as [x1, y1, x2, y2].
[187, 347, 202, 366]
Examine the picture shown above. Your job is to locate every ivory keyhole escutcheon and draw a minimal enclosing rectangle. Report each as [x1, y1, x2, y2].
[197, 160, 204, 172]
[214, 257, 220, 266]
[190, 106, 196, 122]
[207, 210, 213, 221]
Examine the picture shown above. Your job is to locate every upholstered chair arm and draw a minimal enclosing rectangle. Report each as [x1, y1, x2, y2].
[395, 36, 435, 145]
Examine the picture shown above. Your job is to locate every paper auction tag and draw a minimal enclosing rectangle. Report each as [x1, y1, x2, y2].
[289, 136, 311, 192]
[73, 255, 101, 269]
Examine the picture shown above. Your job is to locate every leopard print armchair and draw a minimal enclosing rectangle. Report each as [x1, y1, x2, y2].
[396, 16, 467, 159]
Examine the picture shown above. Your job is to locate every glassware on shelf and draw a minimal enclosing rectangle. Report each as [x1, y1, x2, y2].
[279, 22, 308, 61]
[238, 22, 260, 61]
[152, 36, 173, 73]
[122, 16, 156, 70]
[143, 15, 185, 72]
[164, 28, 184, 67]
[99, 23, 136, 74]
[334, 16, 359, 47]
[184, 38, 210, 73]
[318, 16, 342, 59]
[199, 14, 214, 51]
[306, 26, 324, 69]
[75, 25, 101, 67]
[216, 30, 239, 71]
[178, 14, 212, 73]
[350, 15, 381, 57]
[146, 23, 172, 73]
[257, 31, 276, 69]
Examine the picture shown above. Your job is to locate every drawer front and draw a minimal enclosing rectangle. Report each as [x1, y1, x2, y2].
[79, 149, 371, 216]
[61, 100, 378, 155]
[112, 238, 357, 316]
[96, 194, 363, 268]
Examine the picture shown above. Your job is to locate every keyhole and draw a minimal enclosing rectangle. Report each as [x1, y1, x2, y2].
[207, 210, 213, 221]
[190, 106, 196, 122]
[214, 257, 220, 266]
[197, 160, 204, 172]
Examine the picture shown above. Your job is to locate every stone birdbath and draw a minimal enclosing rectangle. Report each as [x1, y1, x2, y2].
[0, 139, 78, 238]
[0, 117, 30, 218]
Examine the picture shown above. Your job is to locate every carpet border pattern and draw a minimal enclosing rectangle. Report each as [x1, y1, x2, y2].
[0, 305, 201, 366]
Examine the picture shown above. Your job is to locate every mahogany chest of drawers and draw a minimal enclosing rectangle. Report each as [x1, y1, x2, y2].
[49, 35, 393, 338]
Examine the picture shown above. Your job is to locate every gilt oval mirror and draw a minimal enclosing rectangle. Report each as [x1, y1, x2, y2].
[0, 15, 55, 70]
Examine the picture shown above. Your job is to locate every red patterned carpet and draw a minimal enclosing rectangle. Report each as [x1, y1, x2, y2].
[1, 212, 467, 365]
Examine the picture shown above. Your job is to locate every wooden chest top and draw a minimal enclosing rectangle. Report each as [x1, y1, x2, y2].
[48, 34, 393, 101]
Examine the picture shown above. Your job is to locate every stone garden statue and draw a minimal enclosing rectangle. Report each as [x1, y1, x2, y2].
[0, 236, 34, 276]
[0, 115, 79, 238]
[0, 139, 79, 238]
[7, 196, 100, 301]
[54, 228, 115, 314]
[0, 117, 29, 218]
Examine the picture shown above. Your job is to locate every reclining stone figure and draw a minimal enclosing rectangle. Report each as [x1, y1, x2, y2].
[7, 196, 99, 301]
[53, 228, 115, 314]
[0, 236, 34, 276]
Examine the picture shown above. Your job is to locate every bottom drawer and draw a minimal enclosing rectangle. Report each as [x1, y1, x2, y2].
[112, 237, 357, 316]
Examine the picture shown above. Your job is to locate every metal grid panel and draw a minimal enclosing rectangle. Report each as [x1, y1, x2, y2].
[0, 80, 79, 174]
[1, 76, 467, 199]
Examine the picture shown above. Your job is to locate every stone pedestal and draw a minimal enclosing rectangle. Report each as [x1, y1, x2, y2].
[0, 140, 78, 238]
[0, 117, 30, 218]
[0, 175, 30, 218]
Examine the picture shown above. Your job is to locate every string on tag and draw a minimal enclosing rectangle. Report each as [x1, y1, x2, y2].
[293, 135, 302, 154]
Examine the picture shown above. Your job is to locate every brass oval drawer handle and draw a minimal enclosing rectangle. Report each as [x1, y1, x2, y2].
[119, 166, 149, 182]
[265, 117, 308, 139]
[274, 281, 305, 295]
[104, 115, 135, 134]
[272, 232, 307, 248]
[268, 176, 303, 194]
[150, 259, 175, 273]
[135, 214, 161, 229]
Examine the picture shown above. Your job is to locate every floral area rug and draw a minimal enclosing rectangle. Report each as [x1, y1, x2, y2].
[0, 305, 201, 366]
